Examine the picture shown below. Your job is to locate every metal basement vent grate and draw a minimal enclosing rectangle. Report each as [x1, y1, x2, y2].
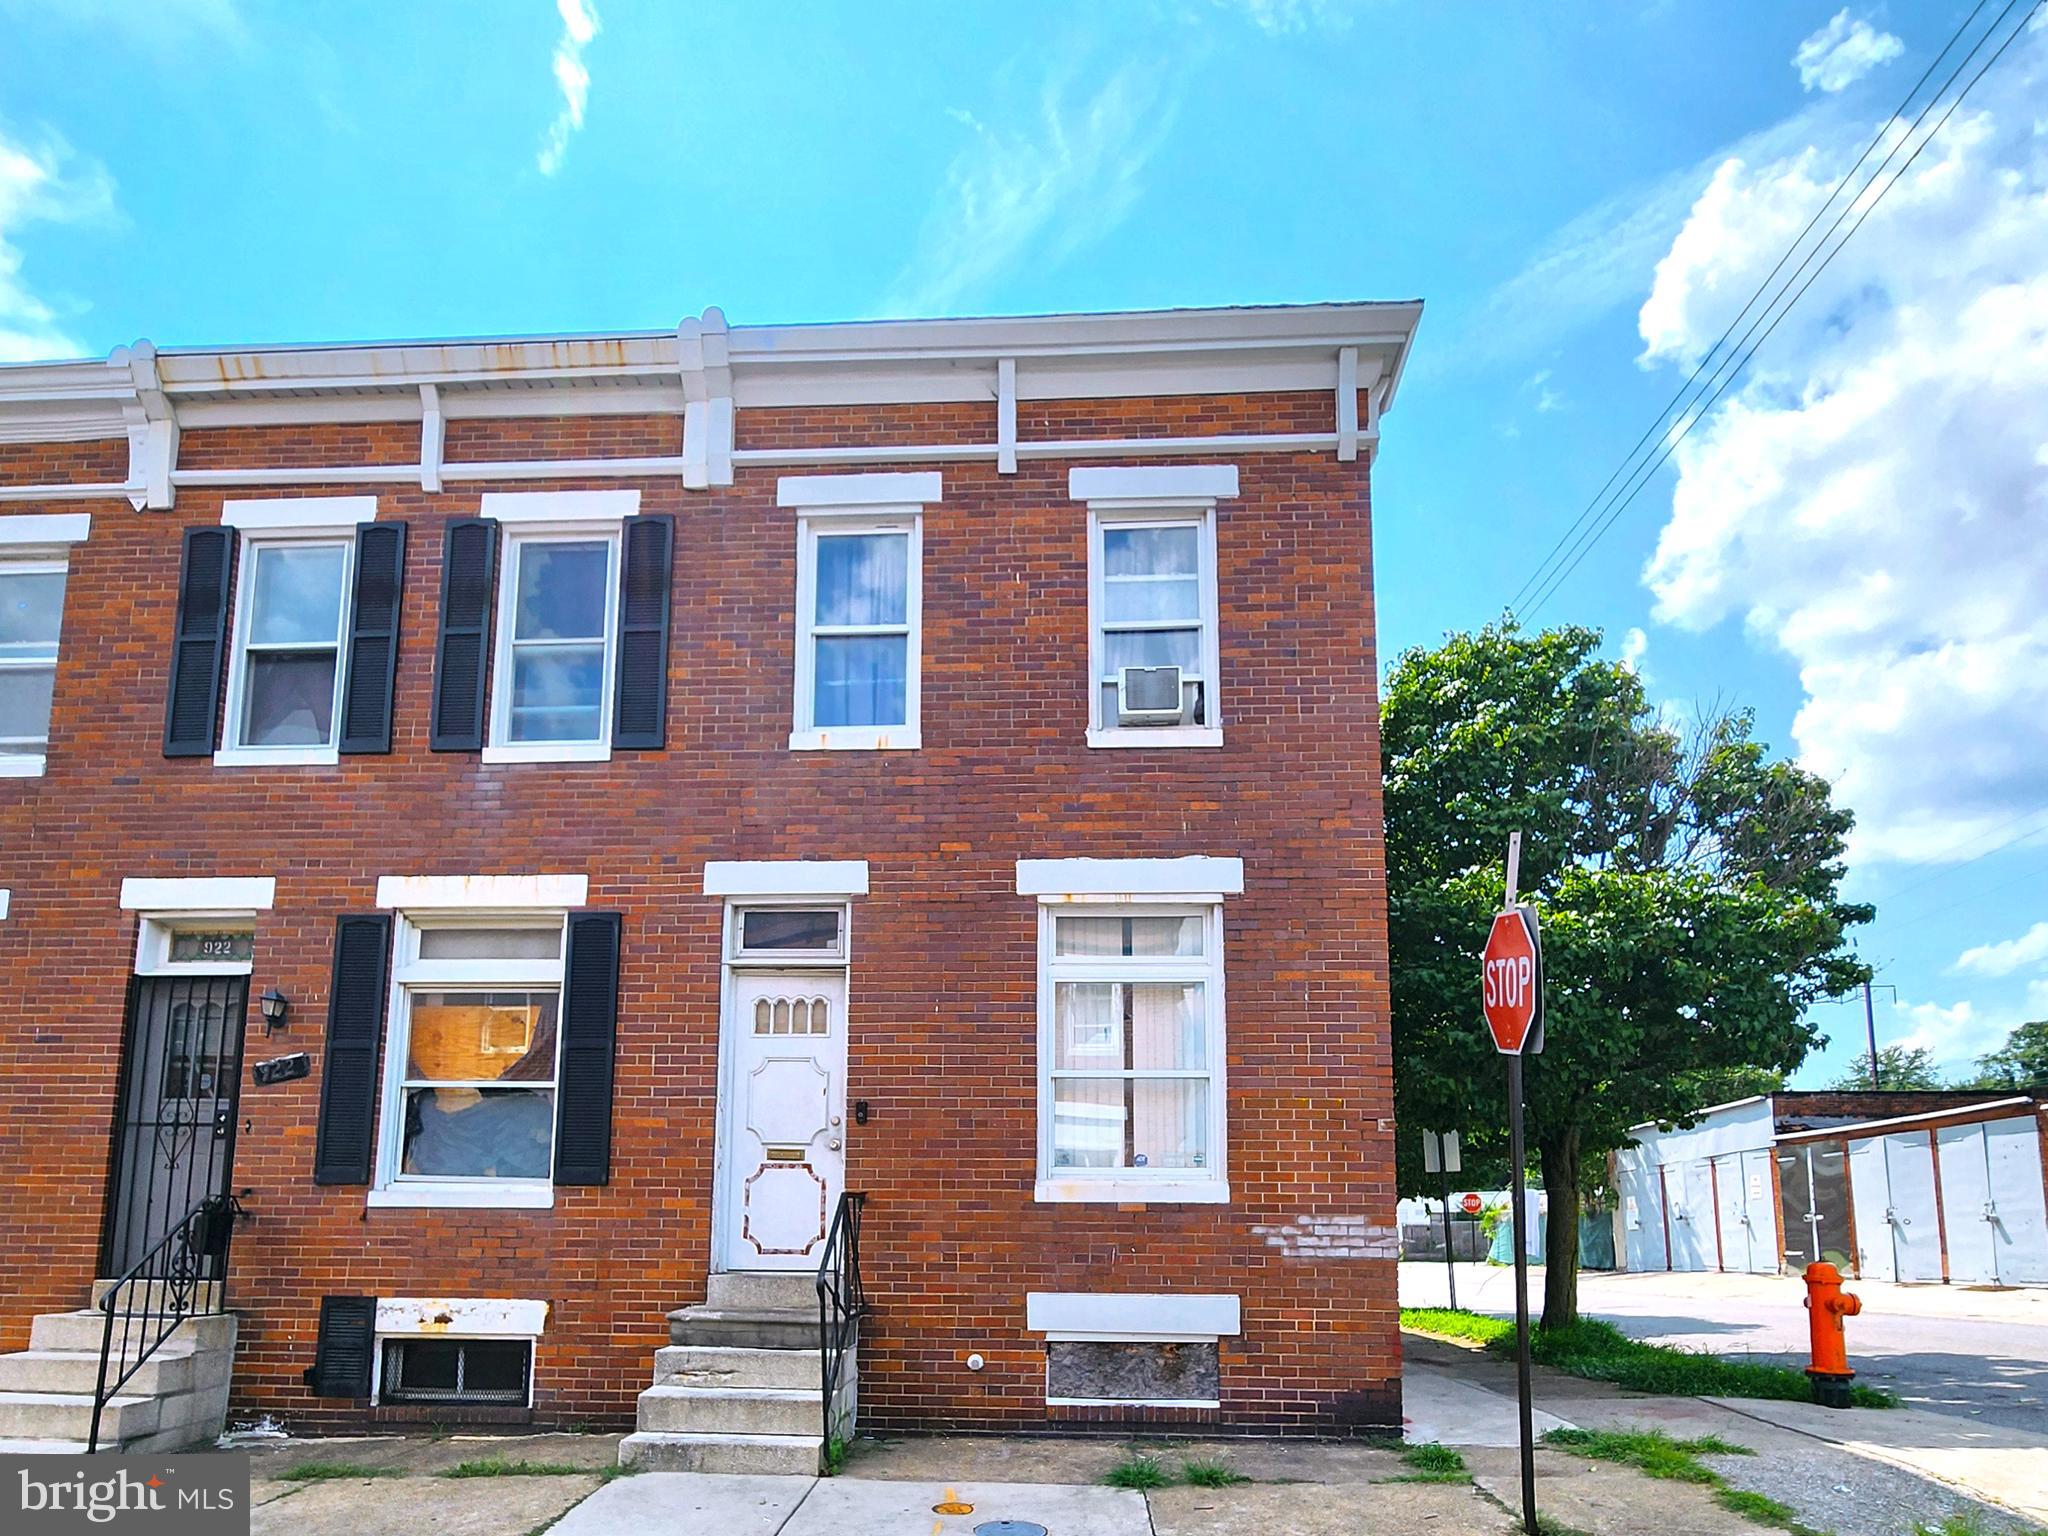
[379, 1337, 531, 1405]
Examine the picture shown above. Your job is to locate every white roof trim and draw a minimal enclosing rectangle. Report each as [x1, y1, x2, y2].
[221, 496, 379, 531]
[1016, 856, 1243, 897]
[375, 1297, 549, 1337]
[1026, 1292, 1240, 1340]
[1070, 465, 1239, 504]
[1776, 1097, 2039, 1142]
[375, 874, 589, 910]
[481, 489, 640, 523]
[120, 876, 276, 912]
[0, 512, 91, 547]
[704, 860, 870, 897]
[777, 471, 943, 508]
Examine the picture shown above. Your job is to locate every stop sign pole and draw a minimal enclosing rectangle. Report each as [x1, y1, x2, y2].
[1482, 831, 1542, 1536]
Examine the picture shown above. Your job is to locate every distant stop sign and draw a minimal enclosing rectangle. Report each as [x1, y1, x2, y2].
[1481, 907, 1543, 1055]
[1460, 1192, 1484, 1216]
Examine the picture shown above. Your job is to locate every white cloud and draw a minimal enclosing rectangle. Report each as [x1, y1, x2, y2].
[537, 0, 599, 177]
[0, 0, 246, 52]
[1619, 626, 1650, 677]
[1795, 9, 1905, 94]
[1639, 26, 2048, 865]
[1954, 920, 2048, 978]
[2029, 977, 2048, 1014]
[0, 129, 116, 363]
[1209, 0, 1359, 34]
[1529, 369, 1565, 413]
[1883, 995, 2011, 1075]
[885, 60, 1178, 317]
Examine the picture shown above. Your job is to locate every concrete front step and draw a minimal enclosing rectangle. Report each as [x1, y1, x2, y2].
[0, 1345, 203, 1398]
[667, 1306, 816, 1352]
[705, 1272, 817, 1312]
[654, 1344, 823, 1391]
[30, 1310, 234, 1355]
[0, 1390, 160, 1443]
[616, 1430, 822, 1476]
[636, 1384, 818, 1437]
[90, 1280, 224, 1313]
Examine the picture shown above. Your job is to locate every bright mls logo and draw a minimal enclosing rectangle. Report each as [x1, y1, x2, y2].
[3, 1455, 248, 1534]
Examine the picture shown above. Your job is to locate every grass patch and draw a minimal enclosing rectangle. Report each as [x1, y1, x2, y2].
[276, 1462, 403, 1482]
[1181, 1458, 1252, 1487]
[439, 1459, 594, 1479]
[1103, 1455, 1171, 1491]
[1544, 1428, 1826, 1535]
[1403, 1443, 1468, 1475]
[1402, 1309, 1897, 1409]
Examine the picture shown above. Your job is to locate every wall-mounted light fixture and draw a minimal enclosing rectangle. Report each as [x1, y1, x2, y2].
[258, 989, 291, 1035]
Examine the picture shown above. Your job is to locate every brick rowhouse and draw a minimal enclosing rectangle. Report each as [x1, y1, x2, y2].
[0, 303, 1420, 1447]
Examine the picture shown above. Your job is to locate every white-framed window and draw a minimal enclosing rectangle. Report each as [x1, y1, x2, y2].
[1035, 903, 1228, 1204]
[1074, 465, 1231, 750]
[219, 536, 353, 764]
[370, 1298, 546, 1409]
[725, 902, 850, 965]
[0, 555, 68, 775]
[486, 527, 621, 764]
[370, 916, 568, 1209]
[778, 471, 937, 752]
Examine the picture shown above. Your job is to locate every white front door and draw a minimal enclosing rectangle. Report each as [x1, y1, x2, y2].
[718, 970, 848, 1272]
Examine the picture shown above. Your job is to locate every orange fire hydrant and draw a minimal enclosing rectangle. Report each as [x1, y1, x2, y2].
[1803, 1261, 1862, 1408]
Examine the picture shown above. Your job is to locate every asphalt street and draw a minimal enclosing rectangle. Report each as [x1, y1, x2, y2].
[1400, 1260, 2048, 1434]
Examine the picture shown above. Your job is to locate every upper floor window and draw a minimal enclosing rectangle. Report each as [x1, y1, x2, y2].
[0, 512, 88, 778]
[0, 558, 66, 774]
[223, 538, 352, 758]
[778, 471, 937, 752]
[1073, 465, 1233, 750]
[491, 531, 619, 754]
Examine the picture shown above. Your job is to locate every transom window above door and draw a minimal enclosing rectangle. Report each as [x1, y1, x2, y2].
[727, 904, 848, 964]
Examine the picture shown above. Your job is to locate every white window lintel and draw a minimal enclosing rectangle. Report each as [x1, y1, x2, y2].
[1016, 856, 1243, 898]
[0, 512, 91, 547]
[375, 874, 589, 910]
[482, 489, 641, 523]
[777, 471, 942, 508]
[1070, 465, 1239, 505]
[375, 1297, 549, 1336]
[119, 876, 277, 913]
[221, 496, 378, 532]
[1026, 1291, 1241, 1340]
[704, 860, 869, 897]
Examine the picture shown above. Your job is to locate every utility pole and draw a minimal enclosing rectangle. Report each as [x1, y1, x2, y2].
[1853, 979, 1897, 1089]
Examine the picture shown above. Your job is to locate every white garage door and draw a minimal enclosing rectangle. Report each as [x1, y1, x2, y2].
[1939, 1117, 2048, 1286]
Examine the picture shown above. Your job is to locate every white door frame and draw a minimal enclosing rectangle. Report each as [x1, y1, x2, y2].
[711, 899, 852, 1274]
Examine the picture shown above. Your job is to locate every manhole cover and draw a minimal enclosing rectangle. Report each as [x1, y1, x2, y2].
[975, 1524, 1049, 1536]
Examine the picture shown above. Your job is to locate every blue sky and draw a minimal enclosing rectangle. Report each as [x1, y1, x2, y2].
[3, 1, 2044, 1088]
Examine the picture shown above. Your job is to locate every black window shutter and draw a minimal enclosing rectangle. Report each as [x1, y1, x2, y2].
[429, 518, 497, 752]
[611, 514, 674, 750]
[553, 911, 622, 1185]
[162, 526, 235, 757]
[338, 521, 407, 755]
[314, 914, 393, 1185]
[304, 1295, 377, 1398]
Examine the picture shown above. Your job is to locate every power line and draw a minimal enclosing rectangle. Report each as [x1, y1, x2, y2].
[1505, 0, 1999, 616]
[1513, 0, 2042, 619]
[1522, 0, 2042, 618]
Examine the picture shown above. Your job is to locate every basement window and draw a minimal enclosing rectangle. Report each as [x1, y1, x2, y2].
[378, 1337, 532, 1406]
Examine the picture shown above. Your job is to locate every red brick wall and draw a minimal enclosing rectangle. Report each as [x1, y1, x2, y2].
[0, 397, 1397, 1435]
[0, 438, 127, 485]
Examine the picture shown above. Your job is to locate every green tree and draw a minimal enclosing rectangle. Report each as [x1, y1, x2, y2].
[1828, 1044, 1942, 1091]
[1385, 622, 1869, 1328]
[1965, 1021, 2048, 1089]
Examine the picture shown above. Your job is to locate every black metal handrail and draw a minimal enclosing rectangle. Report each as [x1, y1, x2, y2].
[88, 1193, 238, 1453]
[814, 1190, 868, 1467]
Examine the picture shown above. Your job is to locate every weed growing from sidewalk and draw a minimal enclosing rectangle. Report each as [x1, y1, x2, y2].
[1403, 1308, 1897, 1409]
[1543, 1428, 1824, 1536]
[1181, 1459, 1252, 1487]
[1103, 1455, 1172, 1490]
[276, 1462, 404, 1482]
[1382, 1442, 1470, 1484]
[439, 1459, 596, 1478]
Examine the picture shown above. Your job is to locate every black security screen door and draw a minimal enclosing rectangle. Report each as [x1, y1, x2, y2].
[101, 975, 250, 1276]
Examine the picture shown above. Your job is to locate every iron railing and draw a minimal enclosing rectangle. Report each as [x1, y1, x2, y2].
[88, 1193, 238, 1453]
[814, 1190, 868, 1466]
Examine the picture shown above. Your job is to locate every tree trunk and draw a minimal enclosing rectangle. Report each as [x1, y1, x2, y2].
[1539, 1126, 1582, 1331]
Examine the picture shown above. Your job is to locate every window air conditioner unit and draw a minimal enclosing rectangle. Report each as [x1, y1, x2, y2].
[1117, 665, 1189, 725]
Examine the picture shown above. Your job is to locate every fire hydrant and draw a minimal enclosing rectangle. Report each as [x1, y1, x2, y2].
[1803, 1261, 1862, 1408]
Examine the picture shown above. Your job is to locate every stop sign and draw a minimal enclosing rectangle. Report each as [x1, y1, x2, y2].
[1481, 906, 1544, 1055]
[1461, 1192, 1484, 1216]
